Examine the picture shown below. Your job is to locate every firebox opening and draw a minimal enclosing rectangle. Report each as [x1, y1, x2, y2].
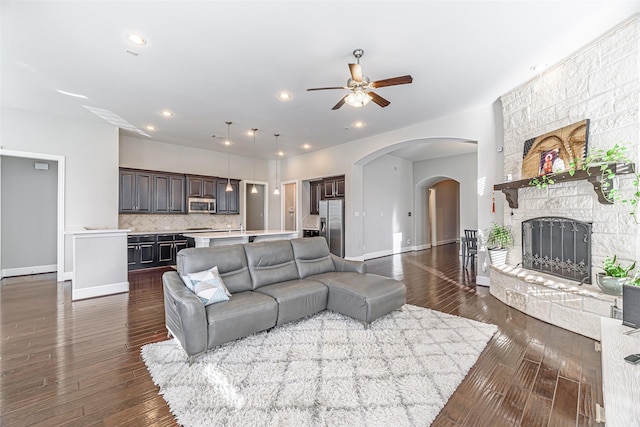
[522, 217, 592, 285]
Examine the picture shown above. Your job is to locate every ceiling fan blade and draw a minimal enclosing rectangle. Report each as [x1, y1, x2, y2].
[307, 86, 346, 91]
[331, 96, 347, 110]
[368, 91, 391, 108]
[371, 75, 413, 88]
[349, 63, 363, 83]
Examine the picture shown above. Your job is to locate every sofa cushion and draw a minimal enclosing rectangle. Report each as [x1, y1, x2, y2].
[244, 240, 300, 289]
[205, 291, 278, 348]
[177, 245, 252, 293]
[312, 272, 407, 324]
[290, 237, 336, 279]
[255, 279, 328, 325]
[182, 266, 231, 306]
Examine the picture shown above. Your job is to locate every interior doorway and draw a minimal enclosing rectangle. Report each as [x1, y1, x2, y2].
[0, 149, 65, 282]
[427, 179, 460, 247]
[244, 181, 267, 231]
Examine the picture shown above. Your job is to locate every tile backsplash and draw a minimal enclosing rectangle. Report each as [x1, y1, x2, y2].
[119, 214, 241, 232]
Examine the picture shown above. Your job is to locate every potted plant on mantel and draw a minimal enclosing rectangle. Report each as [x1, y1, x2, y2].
[595, 255, 639, 296]
[485, 223, 514, 266]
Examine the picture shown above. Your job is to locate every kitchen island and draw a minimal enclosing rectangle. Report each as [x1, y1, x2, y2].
[184, 230, 299, 248]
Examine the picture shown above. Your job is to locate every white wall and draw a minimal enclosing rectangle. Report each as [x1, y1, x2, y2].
[282, 104, 501, 259]
[362, 154, 413, 258]
[0, 107, 119, 275]
[1, 157, 57, 272]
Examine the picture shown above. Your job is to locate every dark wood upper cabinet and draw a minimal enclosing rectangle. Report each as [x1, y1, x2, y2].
[187, 175, 216, 199]
[310, 180, 322, 214]
[119, 169, 152, 213]
[120, 168, 238, 215]
[335, 176, 345, 198]
[321, 175, 345, 200]
[216, 178, 240, 214]
[153, 173, 185, 213]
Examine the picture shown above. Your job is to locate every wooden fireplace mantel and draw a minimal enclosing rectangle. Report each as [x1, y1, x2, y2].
[493, 162, 636, 209]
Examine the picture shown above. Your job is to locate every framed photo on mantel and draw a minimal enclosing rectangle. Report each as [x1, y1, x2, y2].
[521, 119, 590, 179]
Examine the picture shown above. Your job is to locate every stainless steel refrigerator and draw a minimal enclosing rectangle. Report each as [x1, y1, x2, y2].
[319, 199, 345, 257]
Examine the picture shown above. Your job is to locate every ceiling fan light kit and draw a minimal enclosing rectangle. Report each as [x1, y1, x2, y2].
[345, 88, 372, 108]
[307, 48, 413, 110]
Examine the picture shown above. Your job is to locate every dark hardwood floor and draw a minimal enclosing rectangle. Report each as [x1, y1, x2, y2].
[0, 243, 603, 426]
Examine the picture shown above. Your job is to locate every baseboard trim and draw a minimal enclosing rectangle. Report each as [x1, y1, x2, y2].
[414, 244, 431, 251]
[1, 264, 57, 278]
[433, 238, 458, 246]
[71, 281, 129, 301]
[476, 275, 490, 287]
[63, 271, 73, 282]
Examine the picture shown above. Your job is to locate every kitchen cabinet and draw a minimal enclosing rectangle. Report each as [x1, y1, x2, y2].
[156, 233, 188, 266]
[216, 178, 240, 214]
[321, 175, 345, 200]
[187, 175, 216, 199]
[310, 180, 322, 215]
[153, 173, 186, 213]
[127, 235, 156, 270]
[119, 169, 153, 213]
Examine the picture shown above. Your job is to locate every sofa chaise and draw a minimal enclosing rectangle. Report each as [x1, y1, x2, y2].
[162, 236, 406, 363]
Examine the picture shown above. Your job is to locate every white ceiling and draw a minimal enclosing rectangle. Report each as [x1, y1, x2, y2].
[2, 1, 639, 161]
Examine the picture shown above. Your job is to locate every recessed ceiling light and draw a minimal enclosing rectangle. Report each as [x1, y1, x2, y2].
[161, 110, 173, 117]
[56, 89, 88, 99]
[353, 121, 365, 128]
[224, 140, 231, 146]
[126, 33, 146, 45]
[278, 92, 292, 100]
[302, 143, 311, 149]
[278, 151, 284, 156]
[146, 125, 156, 131]
[246, 130, 254, 136]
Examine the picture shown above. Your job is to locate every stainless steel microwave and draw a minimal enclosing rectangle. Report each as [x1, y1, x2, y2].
[188, 197, 216, 214]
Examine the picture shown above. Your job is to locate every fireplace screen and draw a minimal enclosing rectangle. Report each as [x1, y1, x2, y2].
[522, 217, 592, 284]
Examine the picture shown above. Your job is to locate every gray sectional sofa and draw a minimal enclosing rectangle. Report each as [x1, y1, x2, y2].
[162, 236, 406, 362]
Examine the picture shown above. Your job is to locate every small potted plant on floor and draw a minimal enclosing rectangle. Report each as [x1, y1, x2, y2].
[485, 223, 514, 266]
[595, 255, 638, 296]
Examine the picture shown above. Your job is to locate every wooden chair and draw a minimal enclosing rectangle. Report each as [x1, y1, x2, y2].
[463, 229, 478, 269]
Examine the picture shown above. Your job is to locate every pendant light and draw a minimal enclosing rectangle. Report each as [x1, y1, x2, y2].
[225, 121, 233, 192]
[251, 128, 258, 194]
[273, 133, 280, 196]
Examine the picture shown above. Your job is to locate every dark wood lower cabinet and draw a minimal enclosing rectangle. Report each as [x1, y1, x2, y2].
[127, 235, 156, 270]
[156, 234, 188, 267]
[128, 233, 191, 270]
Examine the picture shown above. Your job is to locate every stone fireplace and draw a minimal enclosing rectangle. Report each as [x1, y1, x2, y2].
[489, 17, 640, 341]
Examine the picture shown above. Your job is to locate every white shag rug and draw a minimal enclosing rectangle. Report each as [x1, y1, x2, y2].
[141, 304, 498, 427]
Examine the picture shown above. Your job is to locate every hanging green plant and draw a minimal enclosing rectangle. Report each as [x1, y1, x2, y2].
[528, 142, 639, 222]
[568, 143, 640, 221]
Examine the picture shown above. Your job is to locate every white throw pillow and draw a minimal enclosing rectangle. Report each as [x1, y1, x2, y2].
[181, 266, 231, 306]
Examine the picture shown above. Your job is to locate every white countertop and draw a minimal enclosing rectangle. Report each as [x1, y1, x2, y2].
[184, 230, 299, 239]
[66, 228, 131, 235]
[128, 228, 240, 236]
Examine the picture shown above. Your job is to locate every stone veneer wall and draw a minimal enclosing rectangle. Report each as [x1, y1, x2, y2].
[119, 214, 241, 232]
[500, 16, 640, 272]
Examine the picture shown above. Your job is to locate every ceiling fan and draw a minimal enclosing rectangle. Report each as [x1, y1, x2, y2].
[307, 48, 413, 110]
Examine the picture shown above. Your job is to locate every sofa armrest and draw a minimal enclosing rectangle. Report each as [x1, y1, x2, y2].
[162, 271, 207, 357]
[331, 254, 366, 274]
